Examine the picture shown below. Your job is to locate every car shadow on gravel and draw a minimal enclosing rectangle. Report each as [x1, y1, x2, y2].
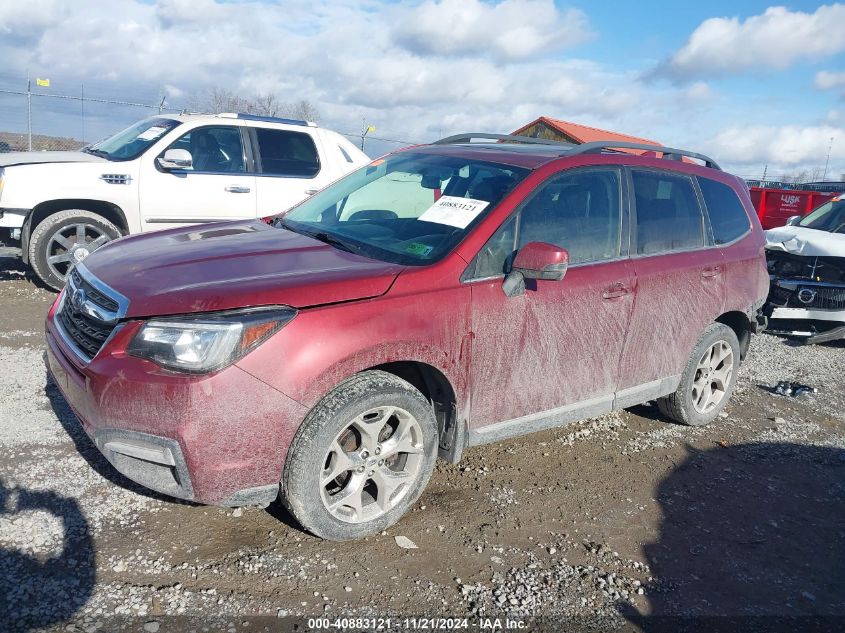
[44, 370, 200, 508]
[0, 479, 95, 632]
[622, 442, 845, 631]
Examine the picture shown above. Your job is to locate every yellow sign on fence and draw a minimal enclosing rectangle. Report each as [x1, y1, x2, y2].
[35, 78, 50, 87]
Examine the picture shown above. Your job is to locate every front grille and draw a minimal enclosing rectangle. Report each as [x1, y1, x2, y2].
[69, 269, 119, 312]
[58, 303, 114, 358]
[807, 286, 845, 310]
[58, 268, 123, 360]
[767, 282, 845, 311]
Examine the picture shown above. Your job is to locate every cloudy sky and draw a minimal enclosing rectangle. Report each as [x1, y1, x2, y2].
[0, 0, 844, 179]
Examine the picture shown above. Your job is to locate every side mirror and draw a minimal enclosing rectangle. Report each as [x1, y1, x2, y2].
[157, 148, 192, 171]
[786, 215, 802, 226]
[502, 242, 569, 297]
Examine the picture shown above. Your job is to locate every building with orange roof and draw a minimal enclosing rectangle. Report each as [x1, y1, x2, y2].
[511, 116, 663, 156]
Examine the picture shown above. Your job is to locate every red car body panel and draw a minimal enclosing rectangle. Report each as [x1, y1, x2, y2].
[86, 221, 405, 316]
[44, 144, 769, 507]
[45, 303, 309, 504]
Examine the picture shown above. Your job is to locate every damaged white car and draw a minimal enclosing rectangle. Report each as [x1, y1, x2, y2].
[764, 196, 845, 343]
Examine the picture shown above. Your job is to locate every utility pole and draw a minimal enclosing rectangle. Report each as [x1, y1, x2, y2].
[26, 78, 32, 151]
[762, 164, 767, 182]
[823, 137, 834, 180]
[81, 83, 85, 144]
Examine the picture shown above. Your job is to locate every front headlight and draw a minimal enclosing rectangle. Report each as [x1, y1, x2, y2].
[128, 306, 296, 374]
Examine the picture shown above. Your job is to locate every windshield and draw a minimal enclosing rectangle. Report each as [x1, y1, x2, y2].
[280, 152, 529, 265]
[798, 198, 845, 233]
[85, 117, 181, 161]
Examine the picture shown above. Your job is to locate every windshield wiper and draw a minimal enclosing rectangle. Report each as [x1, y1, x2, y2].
[306, 231, 356, 253]
[83, 147, 111, 160]
[274, 219, 357, 254]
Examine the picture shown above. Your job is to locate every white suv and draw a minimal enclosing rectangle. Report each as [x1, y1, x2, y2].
[0, 113, 369, 289]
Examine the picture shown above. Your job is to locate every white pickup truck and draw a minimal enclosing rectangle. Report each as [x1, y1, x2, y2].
[0, 113, 369, 289]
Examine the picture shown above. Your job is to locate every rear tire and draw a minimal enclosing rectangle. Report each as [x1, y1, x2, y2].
[281, 370, 438, 541]
[657, 323, 740, 426]
[28, 210, 122, 291]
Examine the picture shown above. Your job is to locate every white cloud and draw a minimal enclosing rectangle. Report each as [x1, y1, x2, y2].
[816, 70, 845, 91]
[702, 125, 844, 173]
[0, 0, 841, 180]
[393, 0, 592, 60]
[658, 4, 845, 80]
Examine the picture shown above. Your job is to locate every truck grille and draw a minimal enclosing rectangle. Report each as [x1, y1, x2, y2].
[56, 267, 125, 361]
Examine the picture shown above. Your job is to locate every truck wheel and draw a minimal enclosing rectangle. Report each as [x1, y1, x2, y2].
[282, 370, 438, 541]
[656, 323, 740, 426]
[28, 210, 122, 290]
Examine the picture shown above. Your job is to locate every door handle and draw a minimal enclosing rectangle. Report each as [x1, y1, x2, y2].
[224, 185, 251, 193]
[305, 188, 319, 195]
[602, 282, 631, 300]
[701, 265, 722, 279]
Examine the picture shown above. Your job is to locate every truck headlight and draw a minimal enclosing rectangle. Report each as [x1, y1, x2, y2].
[128, 306, 296, 374]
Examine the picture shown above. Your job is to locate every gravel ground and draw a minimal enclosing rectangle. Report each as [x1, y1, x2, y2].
[0, 254, 843, 632]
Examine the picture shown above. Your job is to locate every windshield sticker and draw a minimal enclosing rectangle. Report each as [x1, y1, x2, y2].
[405, 242, 434, 257]
[418, 196, 489, 229]
[136, 126, 168, 141]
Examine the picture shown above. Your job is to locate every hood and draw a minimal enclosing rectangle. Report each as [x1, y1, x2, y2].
[765, 225, 845, 258]
[0, 150, 106, 167]
[82, 220, 405, 317]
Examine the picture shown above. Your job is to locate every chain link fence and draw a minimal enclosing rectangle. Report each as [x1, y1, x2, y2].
[0, 79, 181, 153]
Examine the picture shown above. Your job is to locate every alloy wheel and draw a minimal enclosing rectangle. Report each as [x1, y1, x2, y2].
[46, 223, 112, 283]
[320, 406, 425, 524]
[691, 340, 734, 414]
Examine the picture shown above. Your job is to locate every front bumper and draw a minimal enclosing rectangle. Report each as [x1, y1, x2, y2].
[45, 313, 309, 506]
[764, 277, 845, 342]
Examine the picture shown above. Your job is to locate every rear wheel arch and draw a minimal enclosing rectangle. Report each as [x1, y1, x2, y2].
[715, 310, 754, 360]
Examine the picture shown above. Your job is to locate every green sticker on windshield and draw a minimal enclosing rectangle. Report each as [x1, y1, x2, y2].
[405, 242, 433, 256]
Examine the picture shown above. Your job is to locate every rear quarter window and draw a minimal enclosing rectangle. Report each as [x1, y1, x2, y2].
[255, 128, 320, 177]
[698, 177, 751, 245]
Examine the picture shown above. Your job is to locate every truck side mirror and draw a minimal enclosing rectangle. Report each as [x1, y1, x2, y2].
[157, 149, 192, 171]
[786, 215, 802, 226]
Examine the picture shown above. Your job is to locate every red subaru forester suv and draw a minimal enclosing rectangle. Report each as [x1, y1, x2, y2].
[45, 134, 769, 540]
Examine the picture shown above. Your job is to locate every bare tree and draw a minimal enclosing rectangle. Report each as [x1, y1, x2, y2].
[286, 99, 320, 122]
[252, 93, 282, 117]
[182, 87, 320, 122]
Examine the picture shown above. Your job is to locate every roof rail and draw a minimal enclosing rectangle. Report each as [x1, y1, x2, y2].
[433, 132, 573, 147]
[569, 140, 722, 170]
[217, 112, 314, 127]
[433, 133, 722, 171]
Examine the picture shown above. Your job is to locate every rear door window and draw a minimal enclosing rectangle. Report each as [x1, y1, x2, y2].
[631, 170, 705, 255]
[698, 177, 751, 244]
[254, 128, 320, 177]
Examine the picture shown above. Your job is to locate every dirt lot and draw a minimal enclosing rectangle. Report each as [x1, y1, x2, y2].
[1, 252, 843, 632]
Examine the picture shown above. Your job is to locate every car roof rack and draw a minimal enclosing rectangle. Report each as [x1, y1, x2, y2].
[217, 112, 315, 127]
[569, 141, 721, 170]
[433, 133, 573, 147]
[433, 133, 722, 171]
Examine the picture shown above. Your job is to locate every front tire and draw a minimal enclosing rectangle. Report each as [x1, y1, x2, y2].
[282, 370, 438, 541]
[657, 323, 740, 426]
[28, 210, 122, 290]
